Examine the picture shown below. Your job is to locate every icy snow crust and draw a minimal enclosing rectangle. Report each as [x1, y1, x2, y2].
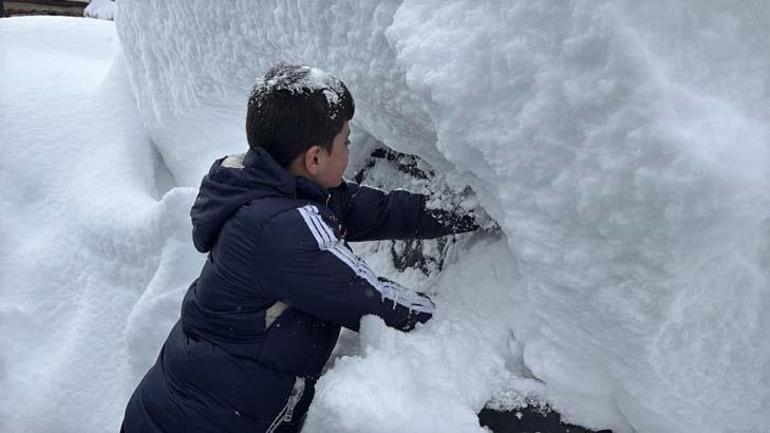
[1, 0, 768, 432]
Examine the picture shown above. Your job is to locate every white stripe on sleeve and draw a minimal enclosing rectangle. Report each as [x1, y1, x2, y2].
[296, 205, 433, 314]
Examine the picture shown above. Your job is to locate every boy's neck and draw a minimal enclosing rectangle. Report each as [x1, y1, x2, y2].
[287, 161, 310, 180]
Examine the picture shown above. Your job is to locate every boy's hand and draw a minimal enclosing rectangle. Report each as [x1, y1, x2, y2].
[426, 206, 500, 234]
[427, 208, 480, 233]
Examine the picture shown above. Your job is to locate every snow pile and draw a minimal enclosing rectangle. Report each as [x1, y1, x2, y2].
[1, 0, 769, 432]
[305, 236, 536, 433]
[115, 1, 770, 432]
[0, 17, 201, 433]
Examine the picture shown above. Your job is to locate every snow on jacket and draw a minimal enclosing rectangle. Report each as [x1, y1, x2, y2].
[122, 148, 472, 433]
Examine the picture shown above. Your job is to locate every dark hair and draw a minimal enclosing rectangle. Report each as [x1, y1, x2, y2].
[246, 63, 355, 167]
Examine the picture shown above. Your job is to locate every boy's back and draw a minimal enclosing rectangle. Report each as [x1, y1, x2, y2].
[121, 64, 477, 433]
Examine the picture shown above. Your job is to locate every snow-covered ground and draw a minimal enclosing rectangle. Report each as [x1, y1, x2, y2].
[2, 1, 770, 432]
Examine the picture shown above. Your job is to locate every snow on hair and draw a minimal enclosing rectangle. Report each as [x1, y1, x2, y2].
[250, 63, 348, 119]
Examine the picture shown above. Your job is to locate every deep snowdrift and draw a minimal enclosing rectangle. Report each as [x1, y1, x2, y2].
[0, 0, 768, 432]
[114, 2, 770, 432]
[0, 16, 202, 433]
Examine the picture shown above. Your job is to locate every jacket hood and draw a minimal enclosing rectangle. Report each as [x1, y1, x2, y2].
[190, 148, 297, 252]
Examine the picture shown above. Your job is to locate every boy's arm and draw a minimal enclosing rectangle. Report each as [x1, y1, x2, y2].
[255, 205, 433, 332]
[330, 182, 479, 242]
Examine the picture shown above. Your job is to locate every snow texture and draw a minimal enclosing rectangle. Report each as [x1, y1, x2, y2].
[0, 16, 202, 433]
[1, 0, 769, 432]
[113, 1, 770, 432]
[249, 64, 348, 118]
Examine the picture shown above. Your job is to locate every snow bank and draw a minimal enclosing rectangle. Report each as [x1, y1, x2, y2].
[115, 1, 770, 432]
[2, 0, 769, 432]
[0, 17, 202, 433]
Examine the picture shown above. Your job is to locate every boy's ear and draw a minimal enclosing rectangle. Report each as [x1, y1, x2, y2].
[304, 145, 322, 175]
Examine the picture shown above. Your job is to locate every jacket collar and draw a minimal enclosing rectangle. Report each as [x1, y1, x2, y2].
[243, 148, 330, 204]
[295, 176, 330, 205]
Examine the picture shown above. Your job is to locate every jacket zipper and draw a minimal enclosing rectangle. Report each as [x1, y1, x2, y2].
[265, 377, 306, 433]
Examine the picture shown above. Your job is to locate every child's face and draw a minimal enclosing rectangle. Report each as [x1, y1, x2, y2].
[316, 121, 350, 189]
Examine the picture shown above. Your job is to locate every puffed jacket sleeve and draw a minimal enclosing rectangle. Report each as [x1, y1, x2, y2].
[255, 205, 434, 332]
[329, 181, 479, 242]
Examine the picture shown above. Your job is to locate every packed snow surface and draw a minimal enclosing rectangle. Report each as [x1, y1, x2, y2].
[1, 0, 769, 432]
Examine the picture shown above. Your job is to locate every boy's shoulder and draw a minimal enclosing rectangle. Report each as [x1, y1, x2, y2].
[234, 197, 338, 241]
[234, 195, 301, 226]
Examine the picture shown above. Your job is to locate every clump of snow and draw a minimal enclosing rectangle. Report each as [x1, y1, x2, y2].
[305, 235, 541, 433]
[250, 64, 347, 118]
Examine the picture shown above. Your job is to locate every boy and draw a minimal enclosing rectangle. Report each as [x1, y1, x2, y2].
[121, 63, 478, 433]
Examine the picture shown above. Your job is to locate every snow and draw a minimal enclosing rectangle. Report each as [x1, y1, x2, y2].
[304, 235, 545, 433]
[250, 64, 348, 118]
[0, 16, 202, 433]
[2, 1, 770, 432]
[114, 1, 770, 432]
[84, 0, 116, 21]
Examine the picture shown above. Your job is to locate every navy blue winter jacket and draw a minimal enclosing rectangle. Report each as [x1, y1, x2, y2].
[122, 148, 472, 433]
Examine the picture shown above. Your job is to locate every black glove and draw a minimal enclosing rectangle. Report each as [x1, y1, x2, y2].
[427, 208, 481, 233]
